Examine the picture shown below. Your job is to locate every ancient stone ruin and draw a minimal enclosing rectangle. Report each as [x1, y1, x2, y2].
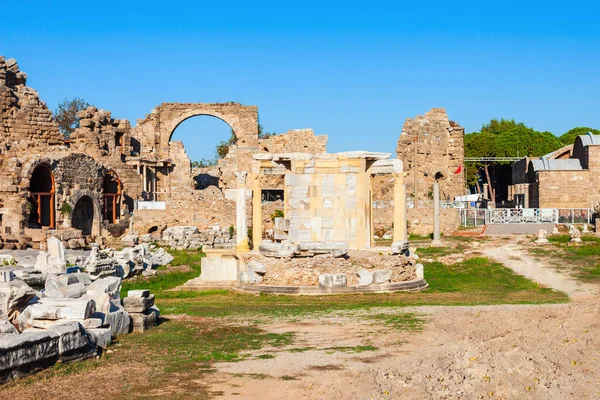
[0, 54, 468, 380]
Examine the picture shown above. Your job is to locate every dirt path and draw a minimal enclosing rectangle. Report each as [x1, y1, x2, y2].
[206, 302, 600, 399]
[483, 240, 599, 300]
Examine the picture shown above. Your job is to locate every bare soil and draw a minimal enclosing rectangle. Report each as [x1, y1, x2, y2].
[206, 301, 600, 399]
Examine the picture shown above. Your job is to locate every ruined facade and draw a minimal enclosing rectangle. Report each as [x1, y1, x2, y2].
[0, 55, 465, 247]
[0, 57, 139, 246]
[396, 108, 465, 204]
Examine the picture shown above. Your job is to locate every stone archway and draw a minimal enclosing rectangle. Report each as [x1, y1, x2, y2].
[133, 102, 259, 158]
[72, 196, 94, 236]
[69, 190, 102, 237]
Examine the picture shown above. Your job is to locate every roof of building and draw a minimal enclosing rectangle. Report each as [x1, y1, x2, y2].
[529, 158, 582, 172]
[576, 132, 600, 147]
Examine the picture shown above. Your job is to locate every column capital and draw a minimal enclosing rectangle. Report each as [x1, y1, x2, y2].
[234, 171, 248, 186]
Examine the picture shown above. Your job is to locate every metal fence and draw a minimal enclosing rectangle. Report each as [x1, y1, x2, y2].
[459, 208, 592, 226]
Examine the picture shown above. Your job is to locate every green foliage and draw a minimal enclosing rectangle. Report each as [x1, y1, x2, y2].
[464, 118, 562, 196]
[54, 97, 90, 139]
[191, 158, 217, 168]
[558, 127, 600, 146]
[59, 202, 72, 216]
[216, 130, 237, 159]
[229, 225, 235, 238]
[271, 209, 284, 221]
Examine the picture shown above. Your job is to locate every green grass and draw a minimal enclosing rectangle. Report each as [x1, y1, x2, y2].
[527, 238, 600, 282]
[416, 245, 465, 257]
[157, 256, 567, 319]
[409, 233, 433, 240]
[369, 312, 426, 331]
[124, 320, 295, 372]
[121, 249, 204, 297]
[323, 345, 378, 353]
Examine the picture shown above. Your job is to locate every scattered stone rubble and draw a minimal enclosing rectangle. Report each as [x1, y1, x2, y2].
[0, 234, 176, 382]
[244, 250, 418, 288]
[0, 267, 159, 383]
[158, 225, 235, 250]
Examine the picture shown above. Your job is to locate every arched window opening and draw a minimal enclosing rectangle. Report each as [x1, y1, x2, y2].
[29, 165, 55, 229]
[103, 171, 122, 223]
[72, 196, 94, 236]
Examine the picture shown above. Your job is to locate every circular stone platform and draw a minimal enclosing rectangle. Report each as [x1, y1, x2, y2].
[178, 277, 428, 295]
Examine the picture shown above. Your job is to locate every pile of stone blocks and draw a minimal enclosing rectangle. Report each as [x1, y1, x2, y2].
[239, 260, 266, 284]
[0, 263, 160, 383]
[161, 225, 235, 250]
[258, 240, 349, 258]
[122, 290, 159, 333]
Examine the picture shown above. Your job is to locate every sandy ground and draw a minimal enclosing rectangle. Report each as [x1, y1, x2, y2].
[203, 239, 600, 399]
[206, 301, 600, 399]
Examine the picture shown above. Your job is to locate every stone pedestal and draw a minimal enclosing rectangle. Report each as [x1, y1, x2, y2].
[199, 249, 241, 281]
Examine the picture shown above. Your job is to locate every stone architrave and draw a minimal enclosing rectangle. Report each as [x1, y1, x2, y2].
[235, 172, 250, 252]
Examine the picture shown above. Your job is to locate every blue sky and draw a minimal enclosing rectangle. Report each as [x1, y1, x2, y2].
[4, 1, 600, 162]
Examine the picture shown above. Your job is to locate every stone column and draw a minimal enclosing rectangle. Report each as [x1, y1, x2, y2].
[392, 173, 408, 243]
[431, 182, 443, 247]
[235, 172, 250, 252]
[251, 174, 262, 250]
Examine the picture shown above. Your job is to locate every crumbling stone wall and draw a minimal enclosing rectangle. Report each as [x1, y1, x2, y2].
[69, 106, 141, 209]
[259, 129, 327, 154]
[396, 108, 465, 203]
[70, 107, 132, 159]
[0, 57, 64, 156]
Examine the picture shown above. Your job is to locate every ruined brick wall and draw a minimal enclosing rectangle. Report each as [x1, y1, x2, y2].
[396, 108, 465, 203]
[536, 170, 593, 208]
[259, 129, 327, 154]
[0, 57, 64, 156]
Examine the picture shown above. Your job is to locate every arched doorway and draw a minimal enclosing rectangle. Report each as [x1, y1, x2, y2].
[103, 171, 122, 223]
[72, 196, 94, 236]
[28, 164, 55, 229]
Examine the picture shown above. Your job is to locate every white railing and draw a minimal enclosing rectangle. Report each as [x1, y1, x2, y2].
[460, 208, 591, 226]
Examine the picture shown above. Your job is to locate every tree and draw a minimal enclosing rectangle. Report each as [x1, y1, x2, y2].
[464, 119, 562, 202]
[215, 130, 237, 159]
[213, 122, 277, 160]
[54, 97, 90, 139]
[558, 127, 600, 146]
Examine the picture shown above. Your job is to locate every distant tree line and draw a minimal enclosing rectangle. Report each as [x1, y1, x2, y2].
[465, 118, 600, 202]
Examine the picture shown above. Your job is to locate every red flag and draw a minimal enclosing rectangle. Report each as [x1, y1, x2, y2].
[455, 165, 462, 174]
